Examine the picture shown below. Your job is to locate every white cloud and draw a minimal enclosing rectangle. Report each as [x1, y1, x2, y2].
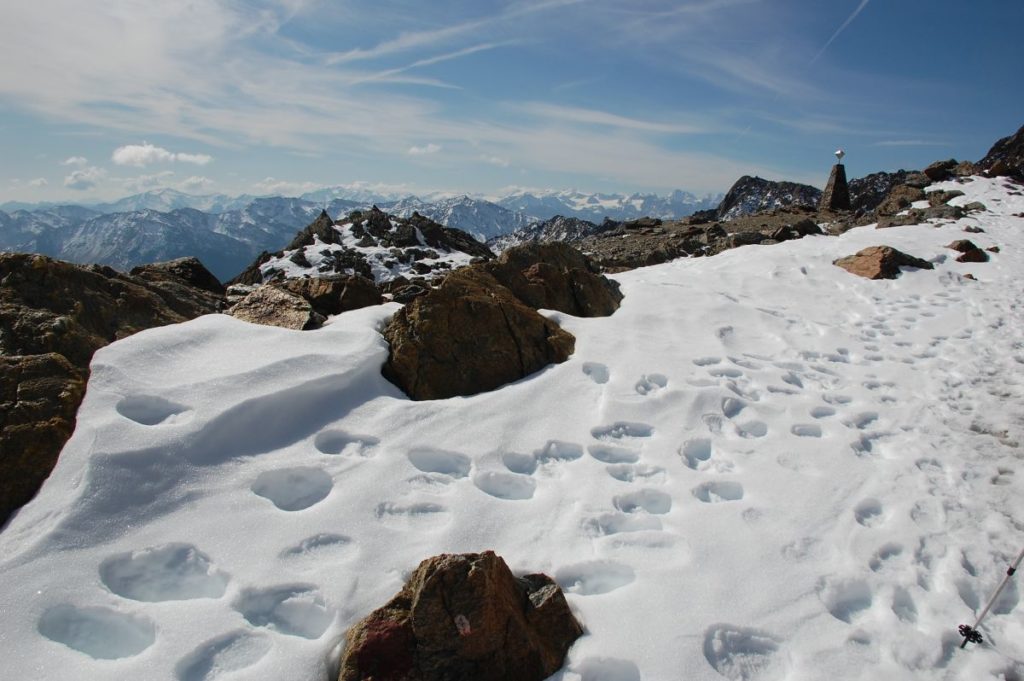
[112, 142, 213, 167]
[480, 154, 511, 167]
[61, 156, 88, 167]
[181, 175, 214, 192]
[409, 143, 442, 156]
[253, 177, 321, 196]
[29, 178, 49, 187]
[63, 166, 106, 190]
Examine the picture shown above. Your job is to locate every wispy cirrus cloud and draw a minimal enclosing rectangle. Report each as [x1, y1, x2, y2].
[408, 143, 442, 156]
[812, 0, 871, 64]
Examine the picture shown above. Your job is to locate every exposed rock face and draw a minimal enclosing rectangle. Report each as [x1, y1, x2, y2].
[876, 185, 926, 216]
[923, 159, 959, 182]
[232, 208, 494, 291]
[819, 164, 851, 211]
[848, 170, 930, 214]
[0, 353, 86, 525]
[977, 123, 1024, 180]
[278, 275, 382, 317]
[833, 246, 934, 280]
[0, 253, 224, 524]
[339, 551, 583, 681]
[227, 285, 325, 330]
[482, 242, 623, 317]
[381, 268, 575, 400]
[716, 176, 822, 220]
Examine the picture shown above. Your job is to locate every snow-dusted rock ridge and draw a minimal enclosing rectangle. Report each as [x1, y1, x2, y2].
[0, 176, 1022, 680]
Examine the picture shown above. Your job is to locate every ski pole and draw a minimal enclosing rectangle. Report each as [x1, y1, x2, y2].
[958, 545, 1024, 649]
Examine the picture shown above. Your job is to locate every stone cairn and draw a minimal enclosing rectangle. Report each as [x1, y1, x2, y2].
[819, 148, 852, 212]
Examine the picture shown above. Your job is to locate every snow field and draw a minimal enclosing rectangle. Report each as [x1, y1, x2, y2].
[0, 177, 1022, 680]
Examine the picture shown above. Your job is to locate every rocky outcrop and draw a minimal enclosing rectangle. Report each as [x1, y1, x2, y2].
[381, 268, 575, 400]
[487, 215, 612, 253]
[716, 176, 822, 221]
[833, 246, 934, 280]
[0, 253, 224, 524]
[875, 185, 926, 216]
[848, 170, 929, 214]
[278, 275, 382, 317]
[977, 123, 1024, 180]
[923, 159, 959, 182]
[0, 353, 86, 526]
[819, 164, 851, 212]
[482, 242, 623, 317]
[227, 285, 325, 330]
[339, 551, 583, 681]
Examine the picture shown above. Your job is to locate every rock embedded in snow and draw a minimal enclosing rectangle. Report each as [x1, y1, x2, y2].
[278, 275, 382, 317]
[227, 285, 325, 330]
[482, 242, 623, 317]
[338, 551, 582, 681]
[381, 267, 575, 400]
[833, 245, 934, 280]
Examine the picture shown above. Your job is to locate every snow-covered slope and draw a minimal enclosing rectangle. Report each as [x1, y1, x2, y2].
[1, 177, 1022, 681]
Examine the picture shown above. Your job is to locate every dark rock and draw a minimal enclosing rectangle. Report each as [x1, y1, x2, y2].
[956, 249, 989, 263]
[955, 161, 978, 177]
[381, 268, 575, 400]
[338, 551, 583, 681]
[289, 250, 311, 268]
[977, 123, 1024, 180]
[963, 273, 978, 281]
[819, 163, 851, 211]
[849, 170, 926, 213]
[0, 353, 86, 525]
[229, 251, 274, 286]
[833, 246, 934, 280]
[130, 256, 225, 294]
[716, 176, 822, 220]
[964, 226, 986, 233]
[279, 275, 382, 317]
[987, 246, 1000, 253]
[963, 202, 987, 213]
[285, 210, 341, 250]
[391, 284, 430, 304]
[946, 239, 980, 253]
[876, 185, 926, 215]
[928, 189, 965, 207]
[482, 242, 623, 317]
[923, 159, 958, 182]
[0, 253, 223, 524]
[227, 285, 325, 330]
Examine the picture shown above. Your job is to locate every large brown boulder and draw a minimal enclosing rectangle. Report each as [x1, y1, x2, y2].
[381, 268, 575, 400]
[0, 354, 86, 522]
[833, 246, 934, 280]
[339, 551, 583, 681]
[482, 242, 623, 317]
[0, 253, 224, 524]
[278, 275, 382, 317]
[227, 285, 325, 330]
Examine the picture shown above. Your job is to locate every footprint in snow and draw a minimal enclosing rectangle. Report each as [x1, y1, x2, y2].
[279, 534, 352, 560]
[692, 481, 744, 503]
[613, 489, 672, 514]
[702, 624, 784, 681]
[853, 498, 883, 527]
[116, 394, 191, 426]
[472, 471, 536, 500]
[588, 444, 640, 464]
[99, 543, 229, 602]
[314, 430, 379, 456]
[582, 362, 610, 385]
[591, 422, 655, 443]
[233, 584, 334, 639]
[573, 657, 642, 681]
[555, 560, 636, 595]
[635, 373, 668, 395]
[251, 467, 332, 511]
[38, 605, 156, 659]
[868, 543, 904, 572]
[605, 463, 666, 483]
[818, 576, 873, 623]
[175, 630, 272, 681]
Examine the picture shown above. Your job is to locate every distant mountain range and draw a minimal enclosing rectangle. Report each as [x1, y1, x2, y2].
[0, 187, 724, 280]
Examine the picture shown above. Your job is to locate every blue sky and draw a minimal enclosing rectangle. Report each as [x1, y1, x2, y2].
[1, 0, 1021, 203]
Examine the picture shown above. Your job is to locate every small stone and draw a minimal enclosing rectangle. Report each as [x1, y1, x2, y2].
[833, 246, 934, 280]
